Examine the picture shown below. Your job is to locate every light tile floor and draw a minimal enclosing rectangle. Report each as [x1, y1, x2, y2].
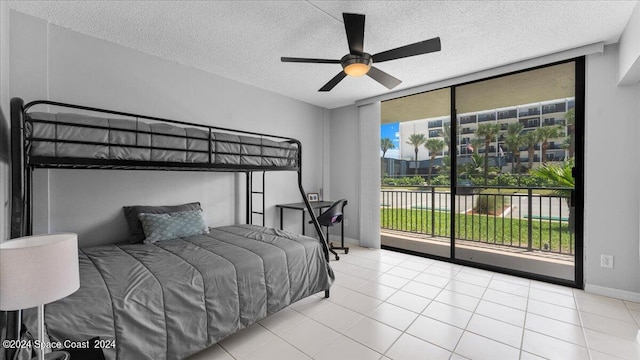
[188, 245, 640, 360]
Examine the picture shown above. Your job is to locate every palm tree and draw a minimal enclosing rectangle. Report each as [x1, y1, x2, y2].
[564, 108, 575, 158]
[521, 131, 540, 169]
[381, 138, 395, 159]
[470, 138, 483, 154]
[536, 125, 563, 163]
[406, 133, 426, 175]
[504, 123, 523, 173]
[475, 123, 501, 185]
[424, 138, 445, 183]
[441, 125, 454, 155]
[381, 137, 395, 179]
[530, 157, 575, 232]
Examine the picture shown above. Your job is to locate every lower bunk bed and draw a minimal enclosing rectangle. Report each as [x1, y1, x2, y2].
[22, 224, 334, 360]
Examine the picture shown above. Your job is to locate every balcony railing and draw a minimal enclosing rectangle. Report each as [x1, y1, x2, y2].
[477, 113, 496, 122]
[381, 186, 575, 256]
[459, 116, 477, 125]
[429, 120, 443, 128]
[522, 119, 541, 128]
[497, 110, 517, 120]
[519, 109, 541, 117]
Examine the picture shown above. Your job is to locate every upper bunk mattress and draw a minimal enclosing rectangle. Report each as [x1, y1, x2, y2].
[25, 112, 299, 168]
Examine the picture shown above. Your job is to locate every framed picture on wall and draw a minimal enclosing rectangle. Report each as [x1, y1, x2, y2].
[307, 193, 319, 202]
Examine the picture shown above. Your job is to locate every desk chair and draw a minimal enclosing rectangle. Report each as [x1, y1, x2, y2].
[311, 199, 349, 260]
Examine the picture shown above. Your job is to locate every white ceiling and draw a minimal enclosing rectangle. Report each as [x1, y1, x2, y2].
[7, 1, 639, 109]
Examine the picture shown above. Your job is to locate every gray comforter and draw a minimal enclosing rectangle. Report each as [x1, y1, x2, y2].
[25, 225, 333, 360]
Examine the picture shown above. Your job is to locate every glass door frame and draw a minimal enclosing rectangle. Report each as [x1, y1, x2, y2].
[448, 57, 584, 289]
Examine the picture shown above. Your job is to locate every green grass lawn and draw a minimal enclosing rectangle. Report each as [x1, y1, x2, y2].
[381, 209, 574, 254]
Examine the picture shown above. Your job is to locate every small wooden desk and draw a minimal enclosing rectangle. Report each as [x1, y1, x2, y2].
[276, 201, 334, 235]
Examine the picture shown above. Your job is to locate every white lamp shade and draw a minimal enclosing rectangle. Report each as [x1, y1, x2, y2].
[0, 233, 80, 311]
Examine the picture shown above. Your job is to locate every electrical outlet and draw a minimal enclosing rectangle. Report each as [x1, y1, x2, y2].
[600, 254, 614, 269]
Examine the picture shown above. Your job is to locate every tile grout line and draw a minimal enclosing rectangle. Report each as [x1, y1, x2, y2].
[355, 257, 430, 358]
[290, 280, 412, 359]
[371, 258, 451, 358]
[573, 290, 596, 360]
[519, 279, 532, 359]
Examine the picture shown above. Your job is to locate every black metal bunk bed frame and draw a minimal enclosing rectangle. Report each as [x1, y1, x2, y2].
[6, 97, 333, 355]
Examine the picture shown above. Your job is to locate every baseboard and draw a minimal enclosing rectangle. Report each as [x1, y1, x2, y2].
[327, 235, 361, 247]
[584, 283, 640, 302]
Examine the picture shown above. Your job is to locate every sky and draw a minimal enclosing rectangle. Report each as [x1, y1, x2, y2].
[380, 122, 400, 159]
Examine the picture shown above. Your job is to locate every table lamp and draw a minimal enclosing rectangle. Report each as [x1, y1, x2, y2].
[0, 233, 80, 360]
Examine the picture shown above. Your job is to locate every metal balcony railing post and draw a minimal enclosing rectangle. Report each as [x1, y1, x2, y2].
[527, 187, 533, 251]
[431, 187, 436, 236]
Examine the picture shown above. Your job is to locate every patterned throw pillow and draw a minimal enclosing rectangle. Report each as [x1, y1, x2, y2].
[123, 202, 202, 243]
[138, 209, 209, 243]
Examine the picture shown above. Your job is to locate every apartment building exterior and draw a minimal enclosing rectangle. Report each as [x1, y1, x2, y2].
[386, 97, 575, 176]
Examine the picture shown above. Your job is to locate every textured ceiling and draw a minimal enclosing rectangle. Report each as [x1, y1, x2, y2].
[7, 1, 639, 109]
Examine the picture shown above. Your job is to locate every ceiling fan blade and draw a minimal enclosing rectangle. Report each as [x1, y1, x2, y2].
[372, 37, 441, 63]
[343, 13, 365, 55]
[367, 66, 402, 90]
[281, 57, 340, 64]
[319, 71, 347, 92]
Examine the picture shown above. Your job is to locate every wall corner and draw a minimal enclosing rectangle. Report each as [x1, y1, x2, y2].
[618, 2, 640, 85]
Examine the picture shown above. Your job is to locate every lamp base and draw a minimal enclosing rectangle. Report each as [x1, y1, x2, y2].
[31, 351, 70, 360]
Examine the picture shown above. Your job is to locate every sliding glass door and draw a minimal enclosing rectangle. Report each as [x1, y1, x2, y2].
[453, 61, 581, 284]
[381, 59, 583, 287]
[380, 88, 452, 259]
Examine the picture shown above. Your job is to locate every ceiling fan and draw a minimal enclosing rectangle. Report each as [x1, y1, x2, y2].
[281, 13, 441, 92]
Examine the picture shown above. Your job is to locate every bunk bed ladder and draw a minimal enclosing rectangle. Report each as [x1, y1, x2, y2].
[246, 171, 265, 226]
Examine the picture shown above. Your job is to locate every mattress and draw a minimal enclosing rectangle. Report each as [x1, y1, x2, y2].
[22, 225, 334, 360]
[25, 112, 298, 168]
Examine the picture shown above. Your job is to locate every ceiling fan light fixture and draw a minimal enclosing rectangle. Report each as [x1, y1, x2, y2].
[344, 62, 371, 77]
[341, 53, 372, 77]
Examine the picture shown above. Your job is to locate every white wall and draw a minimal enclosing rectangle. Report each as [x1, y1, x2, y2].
[8, 11, 328, 246]
[358, 102, 382, 249]
[327, 102, 382, 248]
[0, 2, 9, 243]
[329, 104, 360, 242]
[585, 43, 640, 297]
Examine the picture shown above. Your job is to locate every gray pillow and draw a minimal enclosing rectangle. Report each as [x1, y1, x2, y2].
[123, 202, 201, 243]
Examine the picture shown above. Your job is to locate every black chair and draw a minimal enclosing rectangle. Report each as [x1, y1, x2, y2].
[310, 199, 349, 260]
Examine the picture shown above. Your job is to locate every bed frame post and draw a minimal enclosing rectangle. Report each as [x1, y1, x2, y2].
[297, 170, 331, 299]
[293, 141, 332, 298]
[10, 97, 26, 239]
[7, 97, 25, 360]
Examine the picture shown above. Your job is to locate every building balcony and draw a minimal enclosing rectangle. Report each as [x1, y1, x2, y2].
[459, 116, 477, 125]
[477, 113, 496, 122]
[497, 109, 517, 120]
[521, 119, 541, 128]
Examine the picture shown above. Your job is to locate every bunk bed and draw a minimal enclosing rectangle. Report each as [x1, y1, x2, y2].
[6, 98, 335, 360]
